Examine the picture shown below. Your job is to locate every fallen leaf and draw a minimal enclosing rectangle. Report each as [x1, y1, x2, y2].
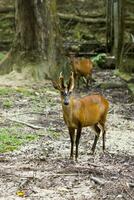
[16, 190, 25, 197]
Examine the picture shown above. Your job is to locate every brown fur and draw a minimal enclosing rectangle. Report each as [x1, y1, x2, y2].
[62, 95, 109, 128]
[70, 56, 93, 88]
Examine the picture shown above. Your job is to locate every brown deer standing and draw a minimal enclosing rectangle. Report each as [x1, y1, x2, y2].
[53, 72, 109, 161]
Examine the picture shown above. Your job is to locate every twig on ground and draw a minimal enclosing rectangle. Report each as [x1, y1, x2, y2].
[90, 176, 105, 185]
[6, 118, 45, 130]
[9, 112, 46, 116]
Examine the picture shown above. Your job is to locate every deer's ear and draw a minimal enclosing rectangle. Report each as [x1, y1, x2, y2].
[59, 72, 65, 89]
[68, 72, 74, 92]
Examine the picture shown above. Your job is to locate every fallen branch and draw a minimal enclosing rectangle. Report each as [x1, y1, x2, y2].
[6, 118, 45, 130]
[0, 7, 14, 13]
[0, 16, 14, 21]
[9, 111, 59, 117]
[9, 112, 46, 116]
[57, 13, 106, 24]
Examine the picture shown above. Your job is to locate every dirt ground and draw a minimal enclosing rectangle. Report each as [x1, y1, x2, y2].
[0, 69, 134, 200]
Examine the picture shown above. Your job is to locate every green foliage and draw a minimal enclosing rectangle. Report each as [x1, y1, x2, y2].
[0, 52, 6, 61]
[0, 127, 38, 153]
[91, 53, 107, 67]
[73, 24, 82, 40]
[48, 129, 61, 139]
[68, 24, 94, 51]
[120, 57, 134, 73]
[0, 86, 34, 96]
[3, 99, 13, 108]
[0, 87, 14, 95]
[128, 83, 134, 97]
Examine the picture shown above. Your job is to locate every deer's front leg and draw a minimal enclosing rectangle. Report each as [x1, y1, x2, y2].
[68, 127, 75, 160]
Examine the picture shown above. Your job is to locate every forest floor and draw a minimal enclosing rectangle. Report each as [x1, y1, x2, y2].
[0, 68, 134, 200]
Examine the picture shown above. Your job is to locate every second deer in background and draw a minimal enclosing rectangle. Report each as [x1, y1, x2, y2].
[70, 54, 93, 88]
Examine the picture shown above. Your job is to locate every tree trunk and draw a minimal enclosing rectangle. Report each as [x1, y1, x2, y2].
[106, 0, 114, 53]
[113, 0, 125, 68]
[0, 0, 61, 79]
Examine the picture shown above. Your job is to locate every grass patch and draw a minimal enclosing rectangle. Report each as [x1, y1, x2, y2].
[48, 129, 61, 139]
[0, 87, 35, 97]
[128, 83, 134, 97]
[0, 87, 15, 95]
[3, 99, 13, 108]
[15, 87, 35, 97]
[0, 127, 39, 153]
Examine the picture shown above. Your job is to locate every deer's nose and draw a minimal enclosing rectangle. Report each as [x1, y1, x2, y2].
[64, 96, 69, 105]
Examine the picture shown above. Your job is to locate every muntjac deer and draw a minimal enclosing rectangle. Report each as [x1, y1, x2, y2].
[70, 54, 93, 88]
[53, 72, 109, 161]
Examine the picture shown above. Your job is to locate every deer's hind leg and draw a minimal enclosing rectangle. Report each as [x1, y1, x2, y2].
[91, 123, 101, 154]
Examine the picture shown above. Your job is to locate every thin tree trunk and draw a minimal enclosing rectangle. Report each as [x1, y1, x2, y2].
[106, 0, 114, 53]
[113, 0, 125, 68]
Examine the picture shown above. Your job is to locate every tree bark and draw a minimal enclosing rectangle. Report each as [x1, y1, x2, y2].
[0, 0, 61, 79]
